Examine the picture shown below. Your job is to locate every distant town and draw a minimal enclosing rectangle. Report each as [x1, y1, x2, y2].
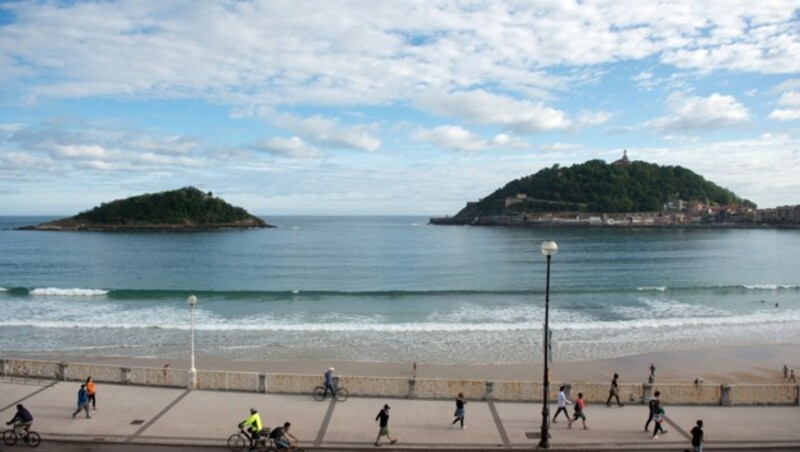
[431, 194, 800, 228]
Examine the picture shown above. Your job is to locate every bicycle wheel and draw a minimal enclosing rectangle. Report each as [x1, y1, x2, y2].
[2, 429, 18, 446]
[312, 386, 326, 401]
[227, 433, 246, 452]
[256, 437, 275, 452]
[24, 431, 41, 448]
[335, 387, 349, 402]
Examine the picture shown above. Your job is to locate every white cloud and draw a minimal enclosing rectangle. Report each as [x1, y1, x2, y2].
[274, 114, 380, 152]
[645, 92, 750, 132]
[576, 110, 612, 126]
[253, 136, 322, 159]
[416, 90, 571, 133]
[412, 125, 528, 152]
[769, 91, 800, 121]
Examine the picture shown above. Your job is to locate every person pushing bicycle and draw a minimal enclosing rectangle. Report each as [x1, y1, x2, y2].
[238, 408, 263, 450]
[323, 367, 335, 396]
[6, 404, 33, 439]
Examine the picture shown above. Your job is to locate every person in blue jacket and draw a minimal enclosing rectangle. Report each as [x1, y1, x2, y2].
[72, 384, 91, 419]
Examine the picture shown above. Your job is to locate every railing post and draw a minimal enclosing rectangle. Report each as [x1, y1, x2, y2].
[485, 381, 494, 400]
[121, 367, 132, 385]
[408, 378, 416, 399]
[642, 383, 654, 404]
[58, 362, 68, 381]
[720, 384, 732, 406]
[259, 373, 267, 393]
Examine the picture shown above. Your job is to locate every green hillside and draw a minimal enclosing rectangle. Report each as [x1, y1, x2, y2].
[456, 159, 754, 217]
[25, 187, 270, 230]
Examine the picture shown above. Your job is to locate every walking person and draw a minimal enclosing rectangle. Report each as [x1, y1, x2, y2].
[606, 373, 624, 407]
[451, 392, 467, 429]
[690, 419, 704, 452]
[790, 369, 797, 383]
[86, 376, 97, 410]
[324, 367, 335, 397]
[651, 400, 667, 439]
[72, 384, 91, 419]
[783, 364, 789, 380]
[567, 392, 587, 430]
[553, 386, 571, 423]
[644, 391, 660, 432]
[374, 404, 397, 446]
[650, 363, 655, 379]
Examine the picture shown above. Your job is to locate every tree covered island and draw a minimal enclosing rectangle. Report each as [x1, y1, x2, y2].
[20, 187, 272, 231]
[431, 153, 763, 227]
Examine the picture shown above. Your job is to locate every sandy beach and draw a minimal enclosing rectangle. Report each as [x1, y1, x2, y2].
[6, 344, 797, 384]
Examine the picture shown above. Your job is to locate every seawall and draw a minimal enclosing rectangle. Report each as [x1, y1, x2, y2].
[2, 357, 798, 406]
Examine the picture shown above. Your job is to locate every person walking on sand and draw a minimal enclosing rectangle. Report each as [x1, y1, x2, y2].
[650, 363, 655, 379]
[374, 404, 397, 446]
[86, 376, 97, 410]
[690, 419, 704, 452]
[790, 369, 797, 383]
[606, 373, 624, 407]
[651, 400, 667, 439]
[644, 390, 660, 432]
[452, 392, 467, 429]
[783, 364, 789, 380]
[553, 386, 571, 423]
[72, 384, 91, 419]
[568, 392, 587, 429]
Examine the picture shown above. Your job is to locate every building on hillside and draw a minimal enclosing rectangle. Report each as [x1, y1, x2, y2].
[612, 149, 631, 167]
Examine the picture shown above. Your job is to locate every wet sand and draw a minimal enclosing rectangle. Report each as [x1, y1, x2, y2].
[6, 344, 798, 384]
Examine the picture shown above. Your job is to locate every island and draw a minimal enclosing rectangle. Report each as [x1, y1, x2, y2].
[18, 187, 273, 231]
[430, 152, 798, 228]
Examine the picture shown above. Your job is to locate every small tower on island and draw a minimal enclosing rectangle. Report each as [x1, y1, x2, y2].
[612, 149, 631, 167]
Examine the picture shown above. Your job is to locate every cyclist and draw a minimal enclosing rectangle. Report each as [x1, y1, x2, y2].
[238, 408, 263, 450]
[323, 367, 335, 397]
[269, 422, 298, 451]
[6, 404, 33, 439]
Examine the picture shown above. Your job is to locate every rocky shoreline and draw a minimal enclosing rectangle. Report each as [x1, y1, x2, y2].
[17, 217, 273, 231]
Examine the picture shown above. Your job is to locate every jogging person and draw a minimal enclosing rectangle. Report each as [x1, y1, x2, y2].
[86, 376, 97, 410]
[6, 404, 33, 438]
[553, 386, 571, 423]
[239, 408, 263, 450]
[567, 392, 587, 429]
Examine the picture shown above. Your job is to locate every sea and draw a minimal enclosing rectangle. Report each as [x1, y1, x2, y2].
[1, 216, 799, 364]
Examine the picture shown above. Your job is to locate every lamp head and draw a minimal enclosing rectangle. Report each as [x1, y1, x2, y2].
[541, 240, 558, 257]
[187, 295, 198, 306]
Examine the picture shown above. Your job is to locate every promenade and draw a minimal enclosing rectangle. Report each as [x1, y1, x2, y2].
[2, 379, 800, 450]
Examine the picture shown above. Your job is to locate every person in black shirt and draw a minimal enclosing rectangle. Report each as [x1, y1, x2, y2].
[451, 392, 467, 428]
[644, 391, 660, 432]
[690, 419, 704, 452]
[374, 404, 397, 446]
[606, 373, 624, 407]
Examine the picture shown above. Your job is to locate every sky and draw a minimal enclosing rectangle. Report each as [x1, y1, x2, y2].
[1, 0, 799, 216]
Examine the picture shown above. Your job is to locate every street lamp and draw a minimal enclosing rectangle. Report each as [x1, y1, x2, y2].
[187, 295, 198, 389]
[539, 240, 558, 449]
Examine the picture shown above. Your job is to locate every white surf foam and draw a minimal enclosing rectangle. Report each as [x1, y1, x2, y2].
[29, 287, 109, 296]
[742, 284, 800, 290]
[637, 286, 667, 292]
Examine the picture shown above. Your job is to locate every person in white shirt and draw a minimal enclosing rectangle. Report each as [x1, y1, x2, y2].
[553, 385, 572, 423]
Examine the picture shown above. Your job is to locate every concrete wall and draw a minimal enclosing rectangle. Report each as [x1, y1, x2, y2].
[2, 358, 798, 405]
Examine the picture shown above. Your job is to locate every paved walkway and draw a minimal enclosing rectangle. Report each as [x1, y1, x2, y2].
[2, 379, 799, 450]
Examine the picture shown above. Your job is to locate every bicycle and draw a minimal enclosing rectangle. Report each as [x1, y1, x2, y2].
[312, 384, 348, 402]
[2, 423, 41, 448]
[227, 427, 273, 452]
